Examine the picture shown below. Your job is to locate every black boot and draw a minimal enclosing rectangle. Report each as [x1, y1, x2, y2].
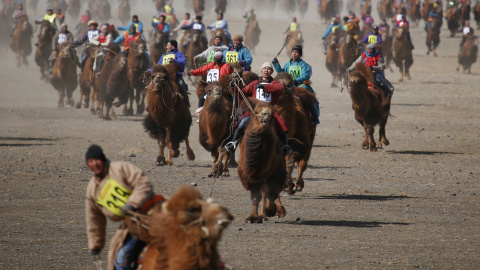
[224, 116, 249, 152]
[280, 132, 293, 156]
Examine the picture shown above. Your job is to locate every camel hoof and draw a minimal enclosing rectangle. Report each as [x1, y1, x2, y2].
[91, 108, 96, 115]
[75, 102, 81, 109]
[170, 149, 180, 158]
[275, 206, 287, 218]
[383, 139, 390, 146]
[186, 151, 195, 161]
[84, 102, 89, 109]
[370, 146, 378, 152]
[104, 115, 112, 121]
[165, 159, 173, 165]
[155, 156, 166, 166]
[222, 172, 230, 177]
[294, 185, 303, 192]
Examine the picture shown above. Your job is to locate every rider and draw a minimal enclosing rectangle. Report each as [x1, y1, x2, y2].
[272, 45, 320, 125]
[75, 10, 91, 33]
[48, 23, 74, 73]
[172, 12, 193, 37]
[284, 16, 300, 34]
[151, 14, 169, 34]
[361, 25, 382, 45]
[71, 20, 100, 71]
[91, 24, 113, 77]
[243, 8, 255, 35]
[223, 62, 292, 155]
[222, 34, 253, 71]
[188, 51, 234, 120]
[180, 15, 207, 49]
[322, 17, 343, 54]
[114, 24, 150, 65]
[207, 12, 232, 45]
[361, 11, 374, 32]
[348, 11, 361, 28]
[425, 3, 439, 32]
[459, 21, 475, 52]
[10, 3, 26, 36]
[149, 40, 190, 108]
[44, 8, 57, 28]
[118, 15, 144, 34]
[194, 35, 228, 65]
[379, 19, 390, 34]
[394, 14, 414, 50]
[347, 43, 394, 97]
[55, 8, 65, 29]
[84, 144, 155, 270]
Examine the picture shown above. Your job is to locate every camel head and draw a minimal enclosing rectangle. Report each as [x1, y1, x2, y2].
[192, 30, 201, 43]
[153, 31, 166, 44]
[151, 67, 169, 89]
[58, 42, 74, 59]
[253, 102, 274, 127]
[132, 40, 146, 54]
[203, 198, 233, 243]
[206, 82, 223, 100]
[35, 20, 51, 39]
[274, 72, 295, 94]
[116, 54, 128, 68]
[345, 33, 353, 44]
[162, 185, 205, 225]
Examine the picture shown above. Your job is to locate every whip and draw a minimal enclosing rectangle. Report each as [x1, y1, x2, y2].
[274, 35, 291, 59]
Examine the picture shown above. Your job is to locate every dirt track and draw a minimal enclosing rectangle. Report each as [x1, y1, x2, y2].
[1, 0, 480, 269]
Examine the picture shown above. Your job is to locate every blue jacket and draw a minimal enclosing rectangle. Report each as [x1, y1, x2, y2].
[222, 44, 252, 70]
[181, 21, 205, 33]
[149, 49, 186, 74]
[361, 32, 382, 44]
[118, 21, 144, 34]
[208, 19, 228, 31]
[322, 22, 342, 39]
[151, 21, 170, 33]
[273, 58, 312, 89]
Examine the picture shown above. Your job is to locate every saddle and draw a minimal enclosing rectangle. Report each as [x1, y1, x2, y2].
[367, 82, 390, 105]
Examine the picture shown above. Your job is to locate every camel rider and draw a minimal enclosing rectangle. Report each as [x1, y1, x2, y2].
[84, 145, 155, 270]
[44, 9, 57, 30]
[243, 8, 255, 35]
[114, 24, 150, 66]
[75, 10, 91, 33]
[361, 12, 374, 32]
[224, 62, 293, 156]
[151, 14, 169, 34]
[394, 14, 415, 50]
[222, 34, 253, 71]
[172, 12, 193, 38]
[284, 16, 300, 34]
[425, 3, 439, 32]
[188, 51, 234, 120]
[10, 3, 26, 36]
[180, 15, 208, 49]
[194, 35, 228, 65]
[71, 20, 100, 71]
[347, 43, 394, 98]
[361, 25, 382, 45]
[91, 24, 113, 77]
[55, 8, 65, 30]
[272, 45, 320, 125]
[379, 19, 390, 34]
[119, 15, 144, 34]
[348, 11, 361, 28]
[48, 22, 74, 73]
[148, 40, 190, 108]
[208, 13, 232, 45]
[459, 21, 475, 52]
[322, 17, 343, 54]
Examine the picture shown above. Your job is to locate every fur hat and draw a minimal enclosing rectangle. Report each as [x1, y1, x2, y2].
[85, 144, 106, 163]
[232, 34, 243, 42]
[60, 22, 68, 29]
[291, 45, 303, 56]
[366, 43, 376, 50]
[214, 51, 223, 58]
[88, 20, 98, 27]
[261, 62, 273, 71]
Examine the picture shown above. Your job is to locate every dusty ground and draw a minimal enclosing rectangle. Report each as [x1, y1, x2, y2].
[1, 0, 480, 269]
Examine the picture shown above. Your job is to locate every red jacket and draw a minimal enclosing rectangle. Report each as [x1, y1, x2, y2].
[362, 53, 381, 67]
[190, 62, 233, 82]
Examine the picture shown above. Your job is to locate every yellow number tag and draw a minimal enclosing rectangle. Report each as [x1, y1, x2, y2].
[368, 35, 378, 44]
[96, 178, 132, 217]
[162, 54, 175, 65]
[225, 51, 238, 64]
[288, 65, 302, 80]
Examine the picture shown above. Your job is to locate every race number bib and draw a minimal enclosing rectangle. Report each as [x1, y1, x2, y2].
[256, 87, 272, 102]
[225, 51, 238, 64]
[88, 31, 98, 43]
[368, 35, 378, 44]
[162, 54, 175, 65]
[58, 33, 67, 44]
[207, 69, 220, 82]
[96, 178, 132, 217]
[193, 23, 202, 30]
[288, 65, 302, 80]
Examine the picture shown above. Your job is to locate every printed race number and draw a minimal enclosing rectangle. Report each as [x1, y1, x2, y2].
[207, 69, 220, 82]
[288, 65, 302, 80]
[368, 35, 378, 44]
[225, 51, 238, 64]
[162, 54, 176, 65]
[256, 87, 272, 102]
[96, 178, 132, 217]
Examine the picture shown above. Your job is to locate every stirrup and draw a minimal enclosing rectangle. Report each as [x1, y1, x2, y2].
[224, 141, 238, 152]
[282, 145, 293, 156]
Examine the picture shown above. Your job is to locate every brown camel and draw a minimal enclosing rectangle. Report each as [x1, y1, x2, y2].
[186, 30, 207, 71]
[244, 14, 261, 55]
[194, 0, 205, 15]
[10, 15, 33, 68]
[325, 31, 341, 86]
[286, 30, 303, 57]
[34, 20, 54, 81]
[209, 28, 228, 46]
[50, 42, 78, 108]
[318, 0, 340, 24]
[199, 82, 234, 178]
[154, 0, 165, 11]
[445, 6, 460, 37]
[459, 0, 471, 27]
[299, 0, 308, 17]
[143, 63, 195, 166]
[237, 99, 288, 223]
[215, 0, 227, 13]
[362, 0, 372, 16]
[426, 18, 440, 56]
[274, 72, 317, 193]
[127, 39, 149, 115]
[407, 0, 422, 27]
[474, 1, 480, 30]
[92, 0, 111, 22]
[338, 32, 359, 84]
[118, 0, 130, 25]
[140, 185, 233, 270]
[77, 46, 100, 110]
[392, 25, 413, 82]
[457, 35, 478, 73]
[347, 62, 391, 152]
[379, 28, 394, 72]
[149, 31, 169, 65]
[67, 0, 81, 20]
[377, 0, 395, 20]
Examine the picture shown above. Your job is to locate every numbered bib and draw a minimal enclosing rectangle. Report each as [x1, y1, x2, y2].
[256, 87, 272, 102]
[367, 35, 378, 44]
[58, 33, 67, 44]
[225, 51, 238, 64]
[88, 31, 99, 43]
[206, 69, 220, 82]
[288, 65, 302, 80]
[162, 54, 175, 65]
[193, 23, 202, 30]
[96, 177, 132, 217]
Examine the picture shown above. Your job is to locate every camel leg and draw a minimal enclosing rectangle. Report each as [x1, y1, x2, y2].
[208, 149, 221, 178]
[165, 128, 173, 165]
[378, 117, 390, 148]
[258, 190, 268, 221]
[75, 92, 83, 109]
[284, 156, 295, 195]
[184, 138, 195, 161]
[104, 104, 112, 121]
[362, 127, 369, 149]
[98, 100, 105, 119]
[365, 125, 377, 152]
[136, 88, 145, 115]
[84, 87, 91, 108]
[16, 53, 21, 68]
[90, 90, 97, 114]
[274, 197, 286, 218]
[155, 136, 167, 166]
[221, 151, 230, 177]
[294, 160, 308, 192]
[398, 61, 404, 82]
[245, 184, 262, 223]
[66, 88, 75, 107]
[58, 89, 65, 108]
[110, 106, 117, 119]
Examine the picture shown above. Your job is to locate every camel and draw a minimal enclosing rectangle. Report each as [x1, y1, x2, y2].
[299, 0, 308, 17]
[244, 14, 261, 55]
[474, 1, 480, 30]
[318, 0, 339, 24]
[185, 30, 207, 71]
[457, 36, 478, 74]
[215, 0, 227, 14]
[67, 0, 81, 21]
[338, 33, 359, 83]
[379, 28, 393, 72]
[392, 25, 413, 82]
[26, 0, 39, 17]
[347, 62, 391, 152]
[378, 0, 394, 21]
[77, 46, 100, 110]
[149, 31, 169, 67]
[209, 28, 228, 46]
[92, 0, 111, 23]
[194, 0, 205, 15]
[140, 185, 233, 270]
[362, 0, 372, 16]
[49, 0, 67, 10]
[143, 63, 195, 166]
[199, 82, 234, 178]
[238, 99, 287, 223]
[407, 0, 422, 27]
[445, 6, 460, 37]
[50, 42, 78, 108]
[426, 18, 440, 56]
[34, 20, 54, 81]
[459, 0, 471, 27]
[10, 15, 33, 68]
[127, 39, 149, 116]
[325, 31, 341, 86]
[154, 0, 165, 11]
[274, 73, 317, 193]
[118, 0, 130, 25]
[286, 30, 303, 57]
[421, 0, 433, 23]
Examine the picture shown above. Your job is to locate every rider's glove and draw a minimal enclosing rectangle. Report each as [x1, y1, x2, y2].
[271, 58, 278, 65]
[120, 203, 135, 216]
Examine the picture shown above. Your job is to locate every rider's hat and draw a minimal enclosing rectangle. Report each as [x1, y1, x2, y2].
[366, 43, 376, 51]
[88, 20, 98, 27]
[292, 45, 303, 56]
